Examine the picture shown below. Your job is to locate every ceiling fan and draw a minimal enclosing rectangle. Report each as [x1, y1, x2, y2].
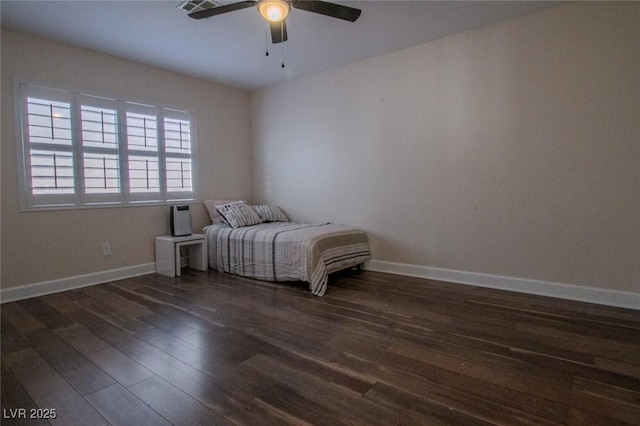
[188, 0, 362, 44]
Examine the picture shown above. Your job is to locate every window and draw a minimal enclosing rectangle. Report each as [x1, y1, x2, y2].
[16, 83, 197, 209]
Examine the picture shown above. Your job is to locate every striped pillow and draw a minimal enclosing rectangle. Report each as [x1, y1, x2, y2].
[253, 205, 289, 222]
[215, 201, 262, 228]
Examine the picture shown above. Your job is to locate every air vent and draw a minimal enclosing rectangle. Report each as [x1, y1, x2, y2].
[177, 0, 220, 13]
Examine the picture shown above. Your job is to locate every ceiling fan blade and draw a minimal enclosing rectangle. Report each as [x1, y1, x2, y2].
[291, 1, 361, 22]
[188, 1, 257, 19]
[270, 19, 288, 44]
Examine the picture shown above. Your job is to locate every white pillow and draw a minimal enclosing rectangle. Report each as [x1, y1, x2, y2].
[204, 199, 238, 223]
[216, 201, 262, 228]
[253, 205, 289, 222]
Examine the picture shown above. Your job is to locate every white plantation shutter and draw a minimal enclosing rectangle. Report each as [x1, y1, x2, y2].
[16, 83, 196, 210]
[79, 95, 121, 203]
[164, 109, 193, 200]
[20, 85, 76, 207]
[125, 103, 161, 201]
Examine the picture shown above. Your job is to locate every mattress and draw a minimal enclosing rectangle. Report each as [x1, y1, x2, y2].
[203, 221, 371, 296]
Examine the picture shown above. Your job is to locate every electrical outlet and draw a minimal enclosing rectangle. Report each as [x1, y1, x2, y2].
[102, 243, 111, 256]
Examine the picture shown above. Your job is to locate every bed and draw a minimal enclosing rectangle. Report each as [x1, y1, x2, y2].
[202, 202, 371, 296]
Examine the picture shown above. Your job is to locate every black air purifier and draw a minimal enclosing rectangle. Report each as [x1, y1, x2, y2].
[170, 205, 192, 236]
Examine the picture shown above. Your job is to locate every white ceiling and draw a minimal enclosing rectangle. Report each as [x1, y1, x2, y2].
[1, 1, 560, 91]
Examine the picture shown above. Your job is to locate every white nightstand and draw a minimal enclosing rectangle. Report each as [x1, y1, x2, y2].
[155, 234, 207, 277]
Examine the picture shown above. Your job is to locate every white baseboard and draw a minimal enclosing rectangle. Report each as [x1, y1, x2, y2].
[366, 260, 640, 310]
[2, 260, 637, 310]
[0, 263, 156, 304]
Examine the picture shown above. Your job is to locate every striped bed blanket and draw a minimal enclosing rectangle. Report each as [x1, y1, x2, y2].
[203, 222, 371, 296]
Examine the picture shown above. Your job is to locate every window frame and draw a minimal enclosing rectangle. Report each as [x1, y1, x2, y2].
[14, 82, 199, 211]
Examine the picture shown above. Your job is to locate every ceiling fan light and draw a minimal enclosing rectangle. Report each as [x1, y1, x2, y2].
[258, 0, 290, 23]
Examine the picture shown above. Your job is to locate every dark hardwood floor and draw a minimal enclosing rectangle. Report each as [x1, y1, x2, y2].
[1, 269, 639, 425]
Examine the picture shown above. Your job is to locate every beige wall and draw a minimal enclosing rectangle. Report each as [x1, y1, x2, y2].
[251, 3, 640, 293]
[1, 29, 252, 288]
